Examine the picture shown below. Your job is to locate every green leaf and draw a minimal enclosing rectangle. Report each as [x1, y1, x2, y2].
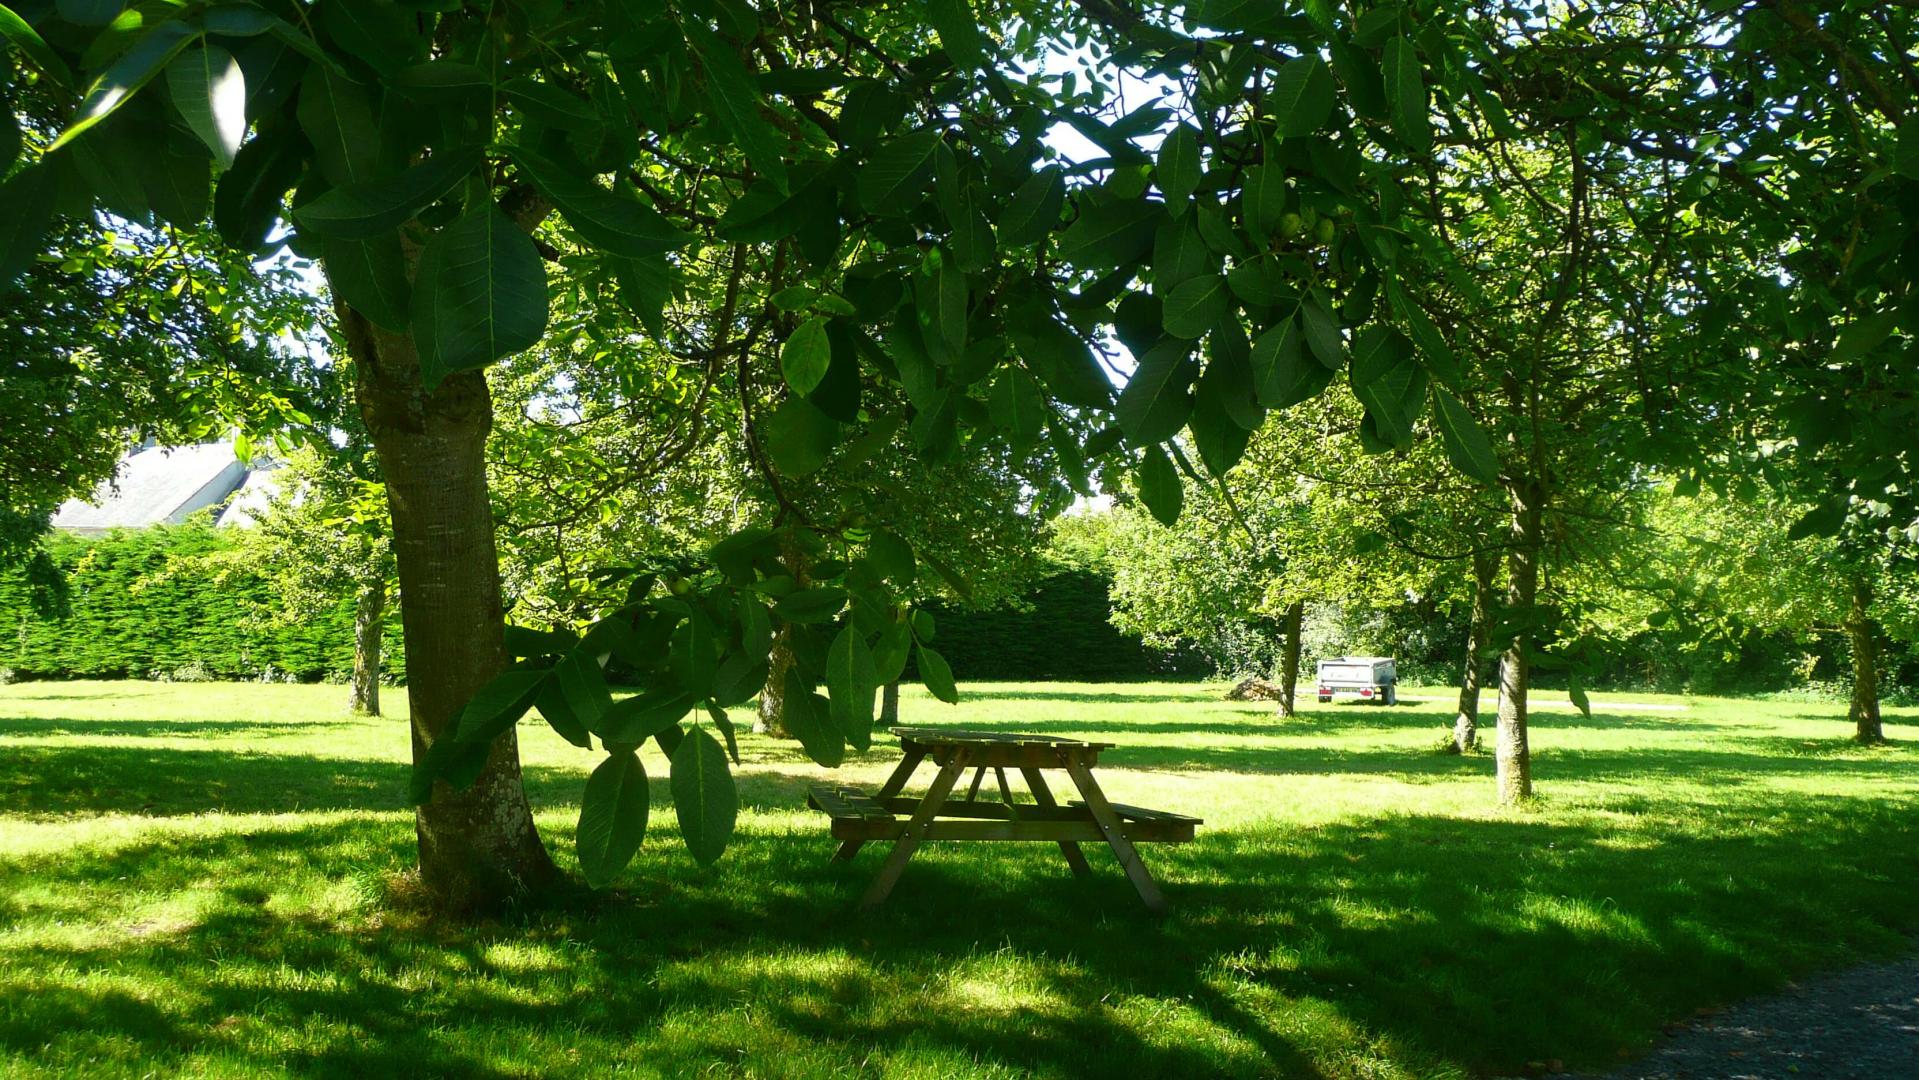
[1115, 338, 1196, 444]
[671, 727, 736, 866]
[1383, 37, 1432, 154]
[1268, 56, 1335, 138]
[1431, 386, 1499, 485]
[1298, 295, 1344, 369]
[452, 668, 549, 743]
[1058, 198, 1161, 269]
[612, 254, 679, 336]
[599, 688, 699, 744]
[1248, 318, 1302, 407]
[1241, 163, 1287, 240]
[998, 166, 1064, 246]
[57, 0, 121, 28]
[50, 18, 198, 153]
[164, 44, 247, 165]
[1157, 123, 1201, 206]
[774, 586, 846, 624]
[762, 396, 840, 477]
[916, 643, 959, 704]
[1162, 274, 1230, 339]
[213, 124, 304, 250]
[784, 670, 845, 766]
[1567, 676, 1592, 720]
[925, 0, 984, 69]
[1352, 349, 1426, 449]
[0, 108, 17, 175]
[577, 749, 649, 888]
[859, 129, 941, 214]
[0, 164, 58, 290]
[826, 625, 879, 751]
[556, 650, 615, 735]
[1350, 324, 1412, 388]
[1387, 277, 1460, 388]
[296, 63, 379, 185]
[535, 677, 593, 749]
[705, 702, 741, 765]
[683, 19, 787, 191]
[1831, 309, 1899, 365]
[321, 0, 419, 75]
[505, 144, 691, 257]
[1154, 217, 1215, 292]
[320, 234, 411, 331]
[780, 316, 832, 395]
[292, 147, 481, 240]
[1136, 444, 1183, 525]
[670, 613, 719, 697]
[500, 77, 601, 131]
[989, 367, 1049, 451]
[412, 204, 551, 388]
[1788, 498, 1849, 540]
[0, 3, 76, 89]
[409, 734, 489, 804]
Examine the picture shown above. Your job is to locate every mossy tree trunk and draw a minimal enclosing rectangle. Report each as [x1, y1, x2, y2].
[350, 579, 384, 717]
[1495, 480, 1543, 804]
[756, 541, 810, 738]
[338, 298, 556, 914]
[1275, 600, 1304, 718]
[1847, 577, 1883, 744]
[1454, 551, 1497, 753]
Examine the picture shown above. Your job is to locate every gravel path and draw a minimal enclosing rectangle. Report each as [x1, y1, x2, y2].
[1570, 946, 1919, 1079]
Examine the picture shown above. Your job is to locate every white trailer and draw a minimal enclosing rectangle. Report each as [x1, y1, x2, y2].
[1315, 656, 1398, 705]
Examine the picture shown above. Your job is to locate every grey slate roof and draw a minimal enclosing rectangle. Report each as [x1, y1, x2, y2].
[51, 442, 264, 534]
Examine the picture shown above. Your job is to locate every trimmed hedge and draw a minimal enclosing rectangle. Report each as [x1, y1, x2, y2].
[0, 523, 399, 683]
[923, 570, 1208, 681]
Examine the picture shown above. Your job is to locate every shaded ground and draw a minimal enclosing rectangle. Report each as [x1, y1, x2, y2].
[1570, 943, 1919, 1079]
[0, 680, 1915, 1079]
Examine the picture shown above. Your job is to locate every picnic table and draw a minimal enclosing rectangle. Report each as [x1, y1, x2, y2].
[806, 726, 1201, 913]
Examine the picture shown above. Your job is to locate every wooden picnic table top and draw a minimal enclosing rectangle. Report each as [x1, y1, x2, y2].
[889, 726, 1117, 751]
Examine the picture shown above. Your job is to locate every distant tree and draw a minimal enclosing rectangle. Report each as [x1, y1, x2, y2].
[238, 443, 395, 715]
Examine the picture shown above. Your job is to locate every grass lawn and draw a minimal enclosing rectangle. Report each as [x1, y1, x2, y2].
[1, 680, 1914, 1078]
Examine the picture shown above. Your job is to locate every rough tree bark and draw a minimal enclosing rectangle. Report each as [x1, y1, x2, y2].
[1495, 481, 1543, 803]
[1275, 600, 1304, 718]
[350, 579, 384, 717]
[1453, 551, 1497, 753]
[1847, 577, 1883, 743]
[880, 679, 900, 725]
[756, 540, 810, 737]
[337, 298, 556, 913]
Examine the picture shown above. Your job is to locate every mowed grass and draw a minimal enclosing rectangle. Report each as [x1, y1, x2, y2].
[1, 681, 1914, 1079]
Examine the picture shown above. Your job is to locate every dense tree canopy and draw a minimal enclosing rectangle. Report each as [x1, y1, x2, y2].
[5, 0, 1915, 906]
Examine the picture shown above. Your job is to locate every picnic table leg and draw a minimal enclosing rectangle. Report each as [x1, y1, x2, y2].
[834, 747, 926, 862]
[1063, 757, 1168, 913]
[858, 749, 971, 909]
[1019, 766, 1093, 879]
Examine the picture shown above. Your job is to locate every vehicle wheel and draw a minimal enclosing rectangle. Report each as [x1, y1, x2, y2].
[1383, 686, 1397, 706]
[1318, 695, 1332, 704]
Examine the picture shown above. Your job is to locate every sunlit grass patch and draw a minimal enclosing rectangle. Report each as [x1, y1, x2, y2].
[0, 680, 1913, 1078]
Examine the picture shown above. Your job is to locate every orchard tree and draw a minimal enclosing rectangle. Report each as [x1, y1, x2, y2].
[3, 0, 1510, 909]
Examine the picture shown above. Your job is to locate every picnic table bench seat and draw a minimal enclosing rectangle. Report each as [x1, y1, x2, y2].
[807, 783, 1202, 844]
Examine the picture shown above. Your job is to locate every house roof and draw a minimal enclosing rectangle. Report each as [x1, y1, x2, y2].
[214, 462, 286, 529]
[51, 442, 256, 534]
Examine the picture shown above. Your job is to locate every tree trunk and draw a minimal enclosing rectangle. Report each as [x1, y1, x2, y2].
[757, 626, 796, 736]
[1275, 600, 1304, 718]
[350, 579, 384, 717]
[755, 539, 810, 738]
[881, 679, 900, 725]
[1496, 481, 1543, 803]
[1454, 551, 1497, 753]
[337, 298, 555, 914]
[1847, 577, 1883, 743]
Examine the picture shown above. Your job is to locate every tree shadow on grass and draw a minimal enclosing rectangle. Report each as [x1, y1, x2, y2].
[956, 687, 1222, 706]
[6, 787, 1916, 1079]
[0, 715, 367, 739]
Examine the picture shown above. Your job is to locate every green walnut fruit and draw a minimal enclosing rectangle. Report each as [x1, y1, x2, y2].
[667, 576, 694, 596]
[1314, 217, 1337, 245]
[1278, 212, 1306, 239]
